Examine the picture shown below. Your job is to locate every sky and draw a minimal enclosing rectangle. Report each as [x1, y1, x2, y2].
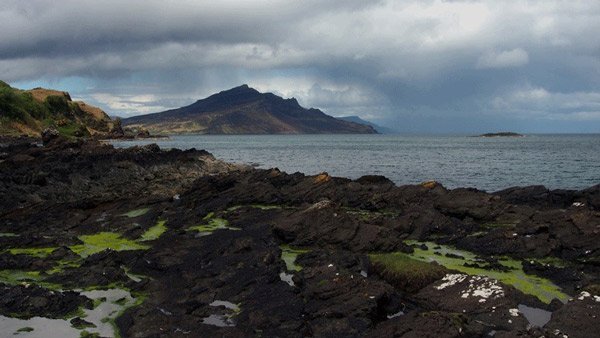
[2, 0, 600, 133]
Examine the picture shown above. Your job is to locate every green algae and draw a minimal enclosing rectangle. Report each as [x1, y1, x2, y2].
[80, 330, 101, 338]
[46, 259, 82, 275]
[0, 257, 146, 338]
[70, 232, 149, 258]
[0, 232, 18, 237]
[466, 231, 488, 238]
[189, 212, 240, 235]
[403, 241, 569, 303]
[528, 256, 570, 268]
[139, 220, 167, 242]
[0, 270, 42, 283]
[92, 299, 104, 309]
[0, 269, 64, 290]
[369, 252, 447, 283]
[8, 247, 57, 258]
[121, 208, 149, 218]
[79, 288, 144, 338]
[227, 204, 282, 212]
[121, 266, 147, 283]
[280, 245, 309, 272]
[16, 327, 34, 332]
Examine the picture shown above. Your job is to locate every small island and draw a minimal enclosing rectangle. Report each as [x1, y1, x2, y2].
[477, 132, 524, 137]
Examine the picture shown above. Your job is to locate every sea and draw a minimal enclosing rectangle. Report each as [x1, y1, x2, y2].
[110, 134, 600, 192]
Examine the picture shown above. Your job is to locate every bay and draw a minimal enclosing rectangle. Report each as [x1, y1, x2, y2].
[110, 134, 600, 192]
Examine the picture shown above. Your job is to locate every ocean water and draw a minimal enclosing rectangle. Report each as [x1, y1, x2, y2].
[110, 134, 600, 192]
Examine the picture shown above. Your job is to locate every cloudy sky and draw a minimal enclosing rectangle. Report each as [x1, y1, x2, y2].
[2, 0, 600, 133]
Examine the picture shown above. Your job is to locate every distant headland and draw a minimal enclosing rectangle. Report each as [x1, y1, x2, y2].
[476, 132, 524, 137]
[123, 85, 376, 135]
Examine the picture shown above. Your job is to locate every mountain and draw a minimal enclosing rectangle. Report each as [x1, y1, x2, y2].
[0, 80, 115, 138]
[123, 85, 377, 134]
[337, 115, 397, 134]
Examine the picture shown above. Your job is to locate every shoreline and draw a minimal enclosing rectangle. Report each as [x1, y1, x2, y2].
[106, 133, 600, 193]
[0, 138, 598, 337]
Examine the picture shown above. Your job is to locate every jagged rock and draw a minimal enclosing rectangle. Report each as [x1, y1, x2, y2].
[41, 127, 60, 145]
[0, 138, 598, 337]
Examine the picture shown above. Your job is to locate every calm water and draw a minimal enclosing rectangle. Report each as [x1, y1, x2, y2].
[111, 134, 600, 192]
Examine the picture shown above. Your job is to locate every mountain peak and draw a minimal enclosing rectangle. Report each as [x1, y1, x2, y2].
[123, 85, 377, 135]
[219, 84, 259, 95]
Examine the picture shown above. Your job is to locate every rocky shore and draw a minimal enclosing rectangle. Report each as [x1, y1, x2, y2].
[0, 137, 598, 337]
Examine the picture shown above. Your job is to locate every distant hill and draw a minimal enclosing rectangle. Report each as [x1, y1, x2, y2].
[337, 115, 397, 134]
[0, 80, 114, 138]
[123, 85, 377, 134]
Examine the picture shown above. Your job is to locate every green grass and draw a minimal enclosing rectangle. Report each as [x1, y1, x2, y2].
[139, 220, 167, 241]
[56, 122, 88, 138]
[403, 241, 569, 303]
[0, 83, 98, 137]
[70, 232, 149, 258]
[0, 86, 47, 121]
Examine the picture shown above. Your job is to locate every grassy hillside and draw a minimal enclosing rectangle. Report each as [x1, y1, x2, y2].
[0, 80, 113, 138]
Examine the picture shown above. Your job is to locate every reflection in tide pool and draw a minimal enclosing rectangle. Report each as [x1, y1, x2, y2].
[0, 288, 136, 338]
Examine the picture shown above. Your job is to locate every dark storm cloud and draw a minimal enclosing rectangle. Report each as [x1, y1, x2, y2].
[1, 0, 599, 132]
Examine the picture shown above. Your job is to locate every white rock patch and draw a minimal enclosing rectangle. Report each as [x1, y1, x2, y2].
[435, 274, 468, 290]
[435, 274, 505, 303]
[460, 276, 505, 303]
[577, 291, 600, 302]
[578, 291, 591, 300]
[509, 308, 520, 317]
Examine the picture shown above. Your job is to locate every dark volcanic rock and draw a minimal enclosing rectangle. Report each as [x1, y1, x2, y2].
[0, 140, 239, 213]
[41, 127, 60, 145]
[545, 292, 600, 338]
[0, 139, 598, 337]
[0, 283, 92, 319]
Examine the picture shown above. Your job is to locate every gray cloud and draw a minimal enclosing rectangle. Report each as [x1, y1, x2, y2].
[1, 0, 600, 132]
[476, 48, 529, 69]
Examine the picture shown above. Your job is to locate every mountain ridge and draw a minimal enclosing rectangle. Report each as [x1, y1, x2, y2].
[123, 85, 377, 134]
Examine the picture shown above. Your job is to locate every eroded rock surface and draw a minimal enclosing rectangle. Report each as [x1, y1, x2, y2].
[0, 139, 598, 337]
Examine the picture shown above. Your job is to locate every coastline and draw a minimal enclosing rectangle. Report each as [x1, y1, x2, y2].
[108, 133, 600, 192]
[0, 138, 598, 337]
